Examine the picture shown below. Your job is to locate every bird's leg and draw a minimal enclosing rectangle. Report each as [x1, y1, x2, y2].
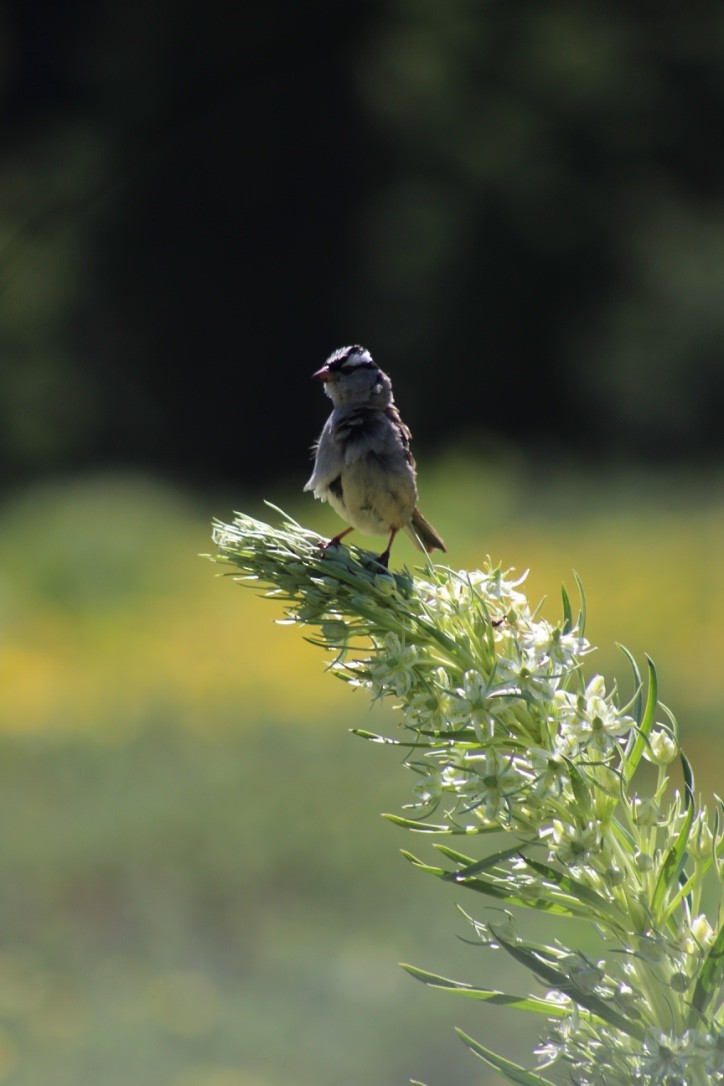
[323, 526, 354, 549]
[376, 528, 398, 569]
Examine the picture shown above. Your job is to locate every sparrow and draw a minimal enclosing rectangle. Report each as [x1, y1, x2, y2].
[304, 345, 447, 568]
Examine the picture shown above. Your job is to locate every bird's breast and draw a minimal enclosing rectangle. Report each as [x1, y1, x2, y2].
[329, 450, 417, 535]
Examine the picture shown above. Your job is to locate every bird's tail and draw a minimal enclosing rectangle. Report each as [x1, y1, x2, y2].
[405, 508, 447, 554]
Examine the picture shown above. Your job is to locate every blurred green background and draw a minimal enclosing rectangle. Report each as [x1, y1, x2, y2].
[1, 3, 723, 1084]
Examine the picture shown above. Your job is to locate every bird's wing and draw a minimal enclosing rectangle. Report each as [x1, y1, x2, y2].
[384, 404, 417, 469]
[304, 417, 343, 494]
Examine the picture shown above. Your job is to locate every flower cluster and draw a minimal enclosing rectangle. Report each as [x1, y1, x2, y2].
[333, 567, 636, 870]
[211, 509, 724, 1086]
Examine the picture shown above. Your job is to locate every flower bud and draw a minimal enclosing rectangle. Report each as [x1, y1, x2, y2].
[646, 728, 678, 765]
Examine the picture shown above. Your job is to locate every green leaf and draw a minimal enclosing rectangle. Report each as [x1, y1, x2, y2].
[573, 570, 587, 636]
[403, 850, 557, 909]
[433, 846, 581, 913]
[400, 851, 450, 878]
[519, 854, 621, 924]
[618, 643, 643, 734]
[351, 729, 401, 744]
[435, 841, 525, 874]
[384, 814, 453, 833]
[418, 844, 611, 918]
[689, 920, 724, 1025]
[491, 931, 645, 1041]
[563, 756, 592, 818]
[401, 964, 571, 1018]
[715, 799, 724, 862]
[455, 1029, 558, 1085]
[623, 655, 657, 785]
[561, 583, 573, 634]
[652, 798, 694, 917]
[433, 842, 477, 864]
[262, 500, 304, 527]
[680, 749, 695, 809]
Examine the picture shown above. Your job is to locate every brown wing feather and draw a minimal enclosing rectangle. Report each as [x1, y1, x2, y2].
[385, 403, 417, 468]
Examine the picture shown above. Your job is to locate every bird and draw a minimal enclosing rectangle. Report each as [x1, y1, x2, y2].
[304, 345, 446, 568]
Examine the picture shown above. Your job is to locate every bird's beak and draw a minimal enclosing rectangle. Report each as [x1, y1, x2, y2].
[311, 365, 332, 381]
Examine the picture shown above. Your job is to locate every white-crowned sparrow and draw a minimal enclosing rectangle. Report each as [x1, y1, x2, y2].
[304, 345, 446, 568]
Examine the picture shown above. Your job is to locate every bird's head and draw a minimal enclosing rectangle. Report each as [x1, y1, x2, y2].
[312, 345, 393, 409]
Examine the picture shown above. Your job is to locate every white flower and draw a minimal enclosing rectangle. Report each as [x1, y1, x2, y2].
[495, 642, 560, 701]
[557, 676, 634, 756]
[417, 575, 474, 618]
[551, 818, 603, 870]
[698, 1028, 724, 1075]
[535, 1004, 578, 1068]
[637, 1028, 694, 1081]
[403, 667, 466, 732]
[528, 747, 570, 799]
[463, 748, 523, 821]
[368, 632, 419, 696]
[468, 566, 529, 610]
[456, 669, 497, 740]
[411, 770, 443, 807]
[519, 616, 590, 669]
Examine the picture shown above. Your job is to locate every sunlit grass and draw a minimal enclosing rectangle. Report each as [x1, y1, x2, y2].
[0, 476, 341, 737]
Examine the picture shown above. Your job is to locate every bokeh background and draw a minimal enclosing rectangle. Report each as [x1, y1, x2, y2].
[1, 3, 723, 1084]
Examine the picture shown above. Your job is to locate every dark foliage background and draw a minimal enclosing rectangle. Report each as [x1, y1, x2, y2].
[1, 0, 723, 491]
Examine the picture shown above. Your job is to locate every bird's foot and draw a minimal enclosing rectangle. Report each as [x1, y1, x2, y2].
[318, 527, 354, 553]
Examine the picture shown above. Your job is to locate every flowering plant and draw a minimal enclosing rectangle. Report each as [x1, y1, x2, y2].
[211, 506, 724, 1086]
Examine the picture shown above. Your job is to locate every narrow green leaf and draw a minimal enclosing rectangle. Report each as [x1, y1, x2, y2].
[520, 855, 620, 921]
[563, 756, 592, 818]
[680, 750, 695, 809]
[433, 842, 477, 866]
[405, 850, 580, 912]
[424, 844, 603, 917]
[623, 655, 657, 785]
[401, 964, 570, 1018]
[262, 500, 304, 528]
[435, 841, 525, 874]
[573, 570, 587, 636]
[491, 932, 644, 1040]
[689, 917, 724, 1024]
[652, 799, 694, 916]
[351, 729, 401, 744]
[455, 1029, 558, 1085]
[714, 799, 724, 863]
[561, 583, 573, 634]
[384, 814, 453, 833]
[659, 700, 680, 745]
[400, 850, 448, 878]
[618, 644, 643, 744]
